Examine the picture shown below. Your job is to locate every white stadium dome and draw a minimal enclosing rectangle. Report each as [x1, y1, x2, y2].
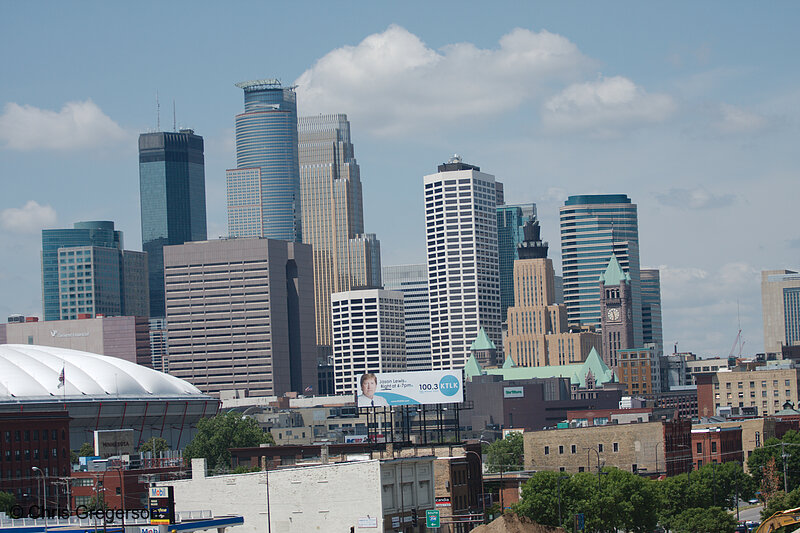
[0, 344, 203, 400]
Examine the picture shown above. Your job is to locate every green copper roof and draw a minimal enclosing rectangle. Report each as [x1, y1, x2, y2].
[463, 354, 483, 378]
[470, 327, 497, 351]
[600, 255, 631, 285]
[464, 347, 617, 386]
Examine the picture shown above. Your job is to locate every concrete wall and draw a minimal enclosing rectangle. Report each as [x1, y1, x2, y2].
[160, 457, 434, 533]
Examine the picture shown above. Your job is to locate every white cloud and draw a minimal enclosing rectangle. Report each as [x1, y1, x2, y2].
[543, 76, 676, 136]
[655, 187, 735, 210]
[0, 201, 57, 233]
[0, 100, 127, 151]
[715, 103, 767, 134]
[295, 25, 591, 136]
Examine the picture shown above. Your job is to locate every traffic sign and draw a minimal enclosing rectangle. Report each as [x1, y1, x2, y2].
[426, 509, 440, 528]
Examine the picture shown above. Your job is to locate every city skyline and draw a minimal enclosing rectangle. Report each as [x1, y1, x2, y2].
[1, 2, 799, 356]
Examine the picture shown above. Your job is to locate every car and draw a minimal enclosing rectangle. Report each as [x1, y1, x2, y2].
[748, 498, 759, 504]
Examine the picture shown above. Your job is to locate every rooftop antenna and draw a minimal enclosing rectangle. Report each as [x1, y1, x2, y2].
[173, 99, 176, 132]
[156, 90, 161, 131]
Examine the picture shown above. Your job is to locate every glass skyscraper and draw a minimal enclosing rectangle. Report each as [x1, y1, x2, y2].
[41, 221, 147, 321]
[227, 79, 301, 241]
[298, 114, 381, 360]
[560, 194, 643, 345]
[497, 203, 536, 322]
[640, 269, 664, 356]
[139, 130, 207, 318]
[42, 221, 122, 321]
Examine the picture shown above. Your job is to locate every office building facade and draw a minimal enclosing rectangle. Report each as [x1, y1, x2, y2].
[382, 263, 431, 371]
[42, 222, 148, 321]
[424, 156, 502, 370]
[164, 238, 317, 397]
[506, 218, 601, 367]
[227, 79, 301, 241]
[331, 289, 405, 395]
[497, 203, 536, 322]
[298, 114, 382, 360]
[762, 270, 800, 354]
[42, 221, 123, 321]
[560, 195, 643, 345]
[640, 269, 663, 356]
[139, 130, 207, 318]
[1, 315, 151, 367]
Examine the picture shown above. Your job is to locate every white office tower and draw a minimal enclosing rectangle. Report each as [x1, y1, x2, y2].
[382, 264, 431, 371]
[424, 156, 502, 370]
[332, 288, 406, 395]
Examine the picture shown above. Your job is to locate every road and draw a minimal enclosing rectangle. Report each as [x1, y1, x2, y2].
[734, 503, 764, 524]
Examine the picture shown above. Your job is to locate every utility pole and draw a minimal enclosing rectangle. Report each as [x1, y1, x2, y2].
[782, 442, 790, 494]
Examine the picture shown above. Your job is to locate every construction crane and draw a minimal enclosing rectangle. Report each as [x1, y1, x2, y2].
[756, 506, 800, 532]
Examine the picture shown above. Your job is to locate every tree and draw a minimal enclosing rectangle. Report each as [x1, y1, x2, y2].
[139, 437, 169, 454]
[485, 432, 523, 473]
[183, 411, 274, 472]
[748, 430, 800, 492]
[78, 442, 94, 457]
[670, 507, 736, 533]
[761, 485, 800, 520]
[0, 491, 16, 514]
[759, 456, 783, 504]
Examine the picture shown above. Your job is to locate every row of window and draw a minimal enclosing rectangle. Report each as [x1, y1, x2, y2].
[544, 442, 619, 455]
[4, 430, 63, 443]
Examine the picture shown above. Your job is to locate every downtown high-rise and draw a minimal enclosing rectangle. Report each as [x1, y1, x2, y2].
[227, 79, 301, 241]
[425, 156, 502, 370]
[383, 263, 431, 371]
[560, 194, 643, 345]
[298, 114, 381, 360]
[497, 203, 536, 322]
[41, 221, 148, 321]
[139, 129, 207, 318]
[762, 269, 800, 354]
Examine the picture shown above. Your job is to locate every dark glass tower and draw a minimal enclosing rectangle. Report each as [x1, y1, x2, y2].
[497, 203, 536, 321]
[139, 130, 207, 318]
[226, 79, 301, 241]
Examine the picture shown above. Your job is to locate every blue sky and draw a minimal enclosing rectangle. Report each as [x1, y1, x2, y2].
[1, 1, 798, 357]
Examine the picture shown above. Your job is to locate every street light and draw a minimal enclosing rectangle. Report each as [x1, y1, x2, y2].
[584, 447, 604, 490]
[464, 450, 486, 524]
[654, 442, 662, 475]
[31, 467, 47, 532]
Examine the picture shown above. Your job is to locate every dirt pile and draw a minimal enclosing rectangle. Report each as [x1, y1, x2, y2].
[471, 513, 565, 533]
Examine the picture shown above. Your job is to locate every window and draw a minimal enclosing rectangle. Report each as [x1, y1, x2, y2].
[571, 445, 577, 454]
[598, 444, 604, 452]
[712, 442, 717, 453]
[559, 445, 564, 454]
[613, 442, 619, 452]
[696, 442, 702, 454]
[544, 446, 550, 455]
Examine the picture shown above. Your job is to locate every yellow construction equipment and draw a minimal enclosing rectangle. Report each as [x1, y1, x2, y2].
[756, 506, 800, 533]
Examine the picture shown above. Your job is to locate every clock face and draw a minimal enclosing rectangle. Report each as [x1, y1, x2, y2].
[607, 307, 621, 322]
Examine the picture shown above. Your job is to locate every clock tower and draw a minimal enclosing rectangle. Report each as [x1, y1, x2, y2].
[600, 255, 635, 368]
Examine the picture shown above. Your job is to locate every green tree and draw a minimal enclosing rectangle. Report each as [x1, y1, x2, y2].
[601, 467, 659, 533]
[184, 411, 274, 472]
[670, 507, 736, 533]
[78, 442, 94, 457]
[761, 485, 800, 521]
[485, 432, 523, 473]
[0, 491, 16, 514]
[139, 437, 169, 454]
[748, 430, 800, 492]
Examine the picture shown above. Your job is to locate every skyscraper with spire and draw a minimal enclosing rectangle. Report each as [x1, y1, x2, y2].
[297, 114, 381, 360]
[139, 129, 207, 318]
[227, 79, 301, 241]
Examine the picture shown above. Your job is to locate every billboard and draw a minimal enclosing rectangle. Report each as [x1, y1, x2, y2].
[93, 429, 135, 458]
[356, 370, 463, 407]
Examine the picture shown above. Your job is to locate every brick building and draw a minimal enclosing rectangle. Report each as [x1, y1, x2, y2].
[690, 426, 744, 470]
[523, 418, 691, 477]
[0, 411, 71, 508]
[696, 363, 800, 417]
